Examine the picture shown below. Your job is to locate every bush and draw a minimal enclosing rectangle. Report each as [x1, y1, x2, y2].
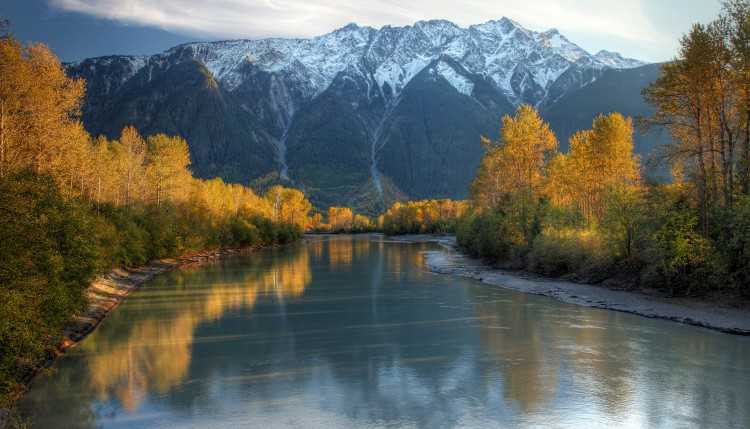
[637, 190, 719, 295]
[529, 229, 613, 281]
[0, 172, 100, 397]
[97, 204, 150, 266]
[457, 207, 525, 262]
[227, 215, 261, 247]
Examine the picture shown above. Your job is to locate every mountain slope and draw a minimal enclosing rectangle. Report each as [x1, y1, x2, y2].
[378, 57, 515, 200]
[539, 63, 669, 176]
[72, 55, 276, 182]
[67, 18, 649, 210]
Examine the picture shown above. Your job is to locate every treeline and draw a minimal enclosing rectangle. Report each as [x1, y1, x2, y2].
[309, 207, 377, 233]
[305, 200, 469, 235]
[457, 0, 750, 299]
[379, 199, 469, 235]
[459, 106, 644, 282]
[0, 35, 311, 406]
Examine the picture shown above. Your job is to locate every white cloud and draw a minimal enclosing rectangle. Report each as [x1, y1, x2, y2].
[48, 0, 723, 62]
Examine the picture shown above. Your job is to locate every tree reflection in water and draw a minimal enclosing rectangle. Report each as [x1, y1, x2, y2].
[23, 244, 311, 424]
[18, 236, 750, 429]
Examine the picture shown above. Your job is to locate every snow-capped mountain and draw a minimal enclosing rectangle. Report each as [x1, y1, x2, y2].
[67, 17, 649, 211]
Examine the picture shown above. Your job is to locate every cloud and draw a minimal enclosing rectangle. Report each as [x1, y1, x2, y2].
[47, 0, 722, 62]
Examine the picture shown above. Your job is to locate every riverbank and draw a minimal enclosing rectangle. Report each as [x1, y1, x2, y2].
[394, 235, 750, 335]
[15, 245, 277, 397]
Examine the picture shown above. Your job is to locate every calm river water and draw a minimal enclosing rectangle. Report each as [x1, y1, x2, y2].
[19, 235, 750, 428]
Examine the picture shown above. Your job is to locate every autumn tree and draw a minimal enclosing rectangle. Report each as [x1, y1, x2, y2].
[264, 185, 311, 229]
[89, 135, 115, 207]
[0, 36, 84, 177]
[725, 0, 750, 194]
[200, 177, 236, 226]
[642, 11, 750, 230]
[328, 207, 353, 232]
[352, 214, 374, 232]
[470, 105, 558, 207]
[380, 199, 468, 235]
[146, 134, 192, 207]
[469, 138, 504, 208]
[310, 212, 324, 230]
[113, 126, 147, 207]
[550, 113, 641, 222]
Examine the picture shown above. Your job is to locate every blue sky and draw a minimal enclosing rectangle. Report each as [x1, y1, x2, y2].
[3, 0, 723, 63]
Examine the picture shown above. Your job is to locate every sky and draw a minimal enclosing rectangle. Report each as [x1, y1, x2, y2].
[3, 0, 724, 63]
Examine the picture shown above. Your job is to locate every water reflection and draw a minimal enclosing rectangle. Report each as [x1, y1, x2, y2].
[22, 244, 312, 424]
[19, 236, 750, 429]
[471, 292, 561, 412]
[470, 290, 644, 416]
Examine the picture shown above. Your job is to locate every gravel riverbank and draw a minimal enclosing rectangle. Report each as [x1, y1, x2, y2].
[394, 235, 750, 335]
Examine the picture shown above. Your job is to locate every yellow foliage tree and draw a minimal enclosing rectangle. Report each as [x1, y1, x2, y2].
[264, 185, 311, 229]
[146, 134, 192, 207]
[550, 113, 641, 221]
[112, 126, 148, 207]
[470, 105, 558, 207]
[380, 199, 469, 234]
[0, 36, 85, 177]
[328, 207, 354, 232]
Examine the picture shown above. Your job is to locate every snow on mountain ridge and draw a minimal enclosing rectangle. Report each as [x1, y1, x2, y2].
[103, 18, 647, 107]
[434, 60, 474, 96]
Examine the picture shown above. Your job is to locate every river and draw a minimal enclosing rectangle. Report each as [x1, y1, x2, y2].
[18, 235, 750, 428]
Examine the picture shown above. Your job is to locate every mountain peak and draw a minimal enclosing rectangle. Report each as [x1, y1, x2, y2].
[340, 22, 360, 31]
[66, 16, 655, 209]
[593, 50, 647, 68]
[71, 17, 646, 110]
[499, 16, 524, 29]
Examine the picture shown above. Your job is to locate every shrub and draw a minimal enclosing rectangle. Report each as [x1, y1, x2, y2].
[457, 207, 525, 262]
[529, 228, 613, 281]
[97, 204, 150, 266]
[227, 215, 261, 247]
[637, 190, 718, 295]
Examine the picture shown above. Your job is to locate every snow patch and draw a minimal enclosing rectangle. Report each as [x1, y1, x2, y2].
[374, 56, 432, 99]
[593, 50, 647, 69]
[435, 61, 474, 96]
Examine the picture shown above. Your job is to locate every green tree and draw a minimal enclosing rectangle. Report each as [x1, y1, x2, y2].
[638, 188, 717, 295]
[0, 171, 101, 394]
